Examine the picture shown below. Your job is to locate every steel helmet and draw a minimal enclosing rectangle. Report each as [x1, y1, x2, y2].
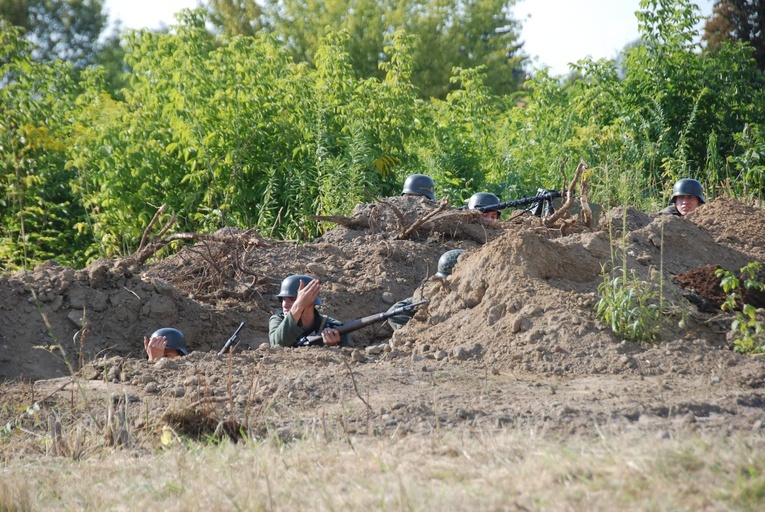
[149, 328, 188, 356]
[467, 192, 500, 210]
[671, 179, 705, 204]
[402, 174, 436, 200]
[276, 274, 322, 305]
[435, 249, 467, 278]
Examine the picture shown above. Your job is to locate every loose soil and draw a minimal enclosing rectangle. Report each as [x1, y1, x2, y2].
[2, 196, 765, 453]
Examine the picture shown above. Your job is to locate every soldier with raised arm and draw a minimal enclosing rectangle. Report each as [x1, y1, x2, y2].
[269, 275, 353, 348]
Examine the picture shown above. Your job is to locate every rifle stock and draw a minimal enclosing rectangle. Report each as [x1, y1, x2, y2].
[294, 299, 427, 347]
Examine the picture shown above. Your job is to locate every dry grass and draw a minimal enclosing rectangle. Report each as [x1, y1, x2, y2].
[1, 427, 764, 511]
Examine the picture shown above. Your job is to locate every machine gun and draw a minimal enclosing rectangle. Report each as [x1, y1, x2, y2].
[459, 189, 562, 217]
[217, 321, 245, 355]
[294, 300, 427, 347]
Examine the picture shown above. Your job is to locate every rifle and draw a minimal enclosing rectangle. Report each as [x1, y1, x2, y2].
[294, 299, 427, 347]
[217, 322, 245, 355]
[459, 189, 562, 216]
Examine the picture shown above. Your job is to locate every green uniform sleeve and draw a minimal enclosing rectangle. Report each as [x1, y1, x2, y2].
[269, 312, 304, 347]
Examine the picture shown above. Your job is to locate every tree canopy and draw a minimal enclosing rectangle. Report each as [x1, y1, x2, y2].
[703, 0, 765, 71]
[0, 0, 107, 68]
[208, 0, 527, 99]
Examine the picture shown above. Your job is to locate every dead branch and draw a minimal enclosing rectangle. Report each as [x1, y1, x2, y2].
[375, 198, 408, 233]
[138, 204, 168, 253]
[398, 198, 451, 239]
[233, 244, 271, 280]
[128, 231, 268, 267]
[344, 360, 373, 413]
[154, 215, 177, 240]
[559, 218, 577, 237]
[269, 207, 283, 239]
[544, 160, 588, 227]
[580, 171, 593, 228]
[556, 156, 570, 190]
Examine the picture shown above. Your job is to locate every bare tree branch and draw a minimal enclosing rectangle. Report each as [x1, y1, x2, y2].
[544, 160, 588, 227]
[138, 204, 168, 252]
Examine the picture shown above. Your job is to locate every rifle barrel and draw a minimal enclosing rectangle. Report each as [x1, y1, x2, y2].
[217, 321, 245, 355]
[295, 300, 427, 347]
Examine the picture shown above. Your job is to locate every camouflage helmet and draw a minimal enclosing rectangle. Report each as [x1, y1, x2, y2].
[276, 274, 322, 306]
[402, 174, 436, 201]
[149, 327, 188, 356]
[467, 192, 500, 210]
[671, 178, 705, 204]
[435, 249, 467, 278]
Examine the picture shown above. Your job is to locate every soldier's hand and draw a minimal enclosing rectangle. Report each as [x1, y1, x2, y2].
[144, 335, 167, 362]
[321, 328, 341, 347]
[293, 278, 320, 311]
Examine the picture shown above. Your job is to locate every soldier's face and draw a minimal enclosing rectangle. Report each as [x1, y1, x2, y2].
[675, 195, 700, 216]
[164, 348, 182, 358]
[482, 211, 499, 221]
[282, 297, 295, 315]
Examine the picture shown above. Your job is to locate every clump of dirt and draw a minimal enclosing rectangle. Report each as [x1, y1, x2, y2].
[674, 265, 728, 312]
[675, 264, 765, 312]
[3, 196, 765, 444]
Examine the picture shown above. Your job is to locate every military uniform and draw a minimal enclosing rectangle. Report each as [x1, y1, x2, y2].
[269, 308, 353, 348]
[659, 204, 681, 216]
[387, 297, 415, 331]
[386, 248, 465, 331]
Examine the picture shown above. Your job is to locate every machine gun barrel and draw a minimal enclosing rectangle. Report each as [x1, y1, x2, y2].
[459, 190, 562, 213]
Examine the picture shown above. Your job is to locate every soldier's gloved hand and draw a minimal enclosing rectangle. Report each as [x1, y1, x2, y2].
[144, 335, 167, 361]
[321, 328, 340, 347]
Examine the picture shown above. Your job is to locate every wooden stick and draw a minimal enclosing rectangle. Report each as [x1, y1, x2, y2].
[399, 198, 450, 239]
[137, 204, 168, 252]
[544, 160, 588, 227]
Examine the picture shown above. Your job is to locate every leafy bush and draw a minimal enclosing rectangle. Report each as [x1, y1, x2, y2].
[715, 262, 765, 354]
[596, 266, 662, 344]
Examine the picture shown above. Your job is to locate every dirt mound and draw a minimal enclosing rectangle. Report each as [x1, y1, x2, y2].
[394, 217, 756, 379]
[691, 196, 765, 263]
[3, 197, 765, 442]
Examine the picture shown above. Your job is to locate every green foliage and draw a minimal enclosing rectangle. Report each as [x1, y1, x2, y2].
[595, 265, 662, 344]
[0, 23, 91, 269]
[207, 0, 265, 37]
[2, 0, 765, 269]
[209, 0, 526, 99]
[494, 0, 765, 208]
[67, 12, 426, 254]
[715, 262, 765, 354]
[703, 0, 765, 71]
[594, 205, 667, 344]
[725, 123, 765, 201]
